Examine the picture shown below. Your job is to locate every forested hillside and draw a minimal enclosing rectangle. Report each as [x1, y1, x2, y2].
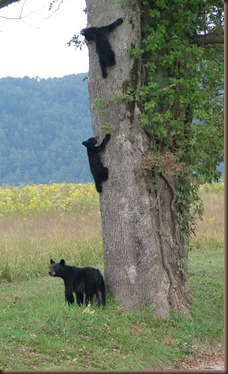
[0, 74, 93, 185]
[0, 74, 224, 186]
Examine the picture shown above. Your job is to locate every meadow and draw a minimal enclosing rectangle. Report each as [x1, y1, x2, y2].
[0, 182, 224, 370]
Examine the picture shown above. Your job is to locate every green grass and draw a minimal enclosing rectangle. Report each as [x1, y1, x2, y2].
[0, 183, 224, 370]
[0, 244, 224, 370]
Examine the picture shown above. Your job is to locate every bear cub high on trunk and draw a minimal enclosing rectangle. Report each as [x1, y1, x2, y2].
[81, 18, 123, 78]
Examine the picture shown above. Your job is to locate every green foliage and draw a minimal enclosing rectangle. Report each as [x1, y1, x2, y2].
[101, 122, 112, 132]
[139, 0, 223, 158]
[118, 0, 126, 9]
[94, 97, 109, 110]
[134, 0, 224, 235]
[0, 74, 92, 185]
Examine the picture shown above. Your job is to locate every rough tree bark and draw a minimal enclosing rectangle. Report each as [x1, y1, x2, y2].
[85, 0, 191, 316]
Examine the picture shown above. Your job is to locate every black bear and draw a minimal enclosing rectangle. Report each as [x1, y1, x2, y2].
[82, 133, 111, 193]
[48, 259, 106, 307]
[81, 18, 123, 78]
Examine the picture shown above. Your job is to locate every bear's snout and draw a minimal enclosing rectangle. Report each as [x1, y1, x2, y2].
[48, 270, 56, 276]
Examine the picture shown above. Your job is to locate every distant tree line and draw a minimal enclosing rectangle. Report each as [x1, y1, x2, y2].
[0, 74, 94, 185]
[0, 74, 223, 186]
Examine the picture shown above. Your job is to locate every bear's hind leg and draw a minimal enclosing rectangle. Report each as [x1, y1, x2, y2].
[97, 289, 105, 306]
[102, 167, 109, 181]
[95, 181, 103, 193]
[65, 291, 74, 305]
[99, 58, 108, 78]
[76, 292, 84, 306]
[85, 294, 93, 306]
[85, 286, 95, 306]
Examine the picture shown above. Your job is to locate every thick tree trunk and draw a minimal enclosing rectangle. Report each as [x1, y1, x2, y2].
[85, 0, 190, 315]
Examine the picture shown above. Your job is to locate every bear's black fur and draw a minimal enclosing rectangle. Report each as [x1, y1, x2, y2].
[81, 18, 123, 78]
[49, 259, 106, 307]
[82, 134, 111, 193]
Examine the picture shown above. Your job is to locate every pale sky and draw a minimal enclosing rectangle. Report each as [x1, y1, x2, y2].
[0, 0, 89, 78]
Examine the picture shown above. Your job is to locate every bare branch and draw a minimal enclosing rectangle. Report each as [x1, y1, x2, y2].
[196, 33, 224, 45]
[0, 0, 61, 27]
[0, 0, 42, 29]
[44, 0, 63, 20]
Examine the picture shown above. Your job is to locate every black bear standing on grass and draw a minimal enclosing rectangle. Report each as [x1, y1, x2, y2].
[82, 134, 111, 193]
[81, 18, 123, 78]
[49, 259, 106, 307]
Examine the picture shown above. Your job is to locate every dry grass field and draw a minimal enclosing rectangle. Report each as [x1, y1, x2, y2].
[0, 182, 224, 282]
[193, 183, 224, 246]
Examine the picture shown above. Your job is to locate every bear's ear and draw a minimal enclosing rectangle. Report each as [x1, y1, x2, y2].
[50, 259, 55, 264]
[60, 259, 65, 266]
